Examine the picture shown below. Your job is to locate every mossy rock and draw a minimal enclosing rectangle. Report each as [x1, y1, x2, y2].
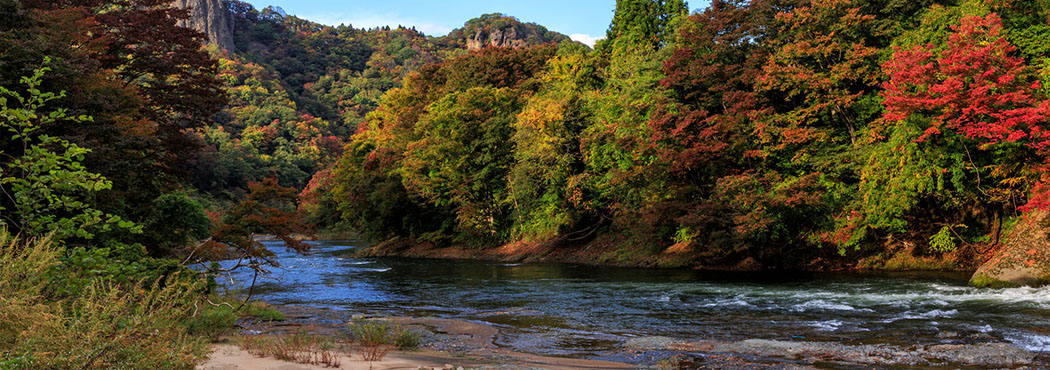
[969, 273, 1021, 289]
[970, 210, 1050, 288]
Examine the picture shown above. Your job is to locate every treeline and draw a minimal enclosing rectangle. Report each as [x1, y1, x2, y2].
[316, 0, 1050, 269]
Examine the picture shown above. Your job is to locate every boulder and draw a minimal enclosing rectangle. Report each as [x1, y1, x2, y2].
[971, 210, 1050, 288]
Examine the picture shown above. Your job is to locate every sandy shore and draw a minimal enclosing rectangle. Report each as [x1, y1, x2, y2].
[200, 344, 474, 370]
[199, 343, 637, 370]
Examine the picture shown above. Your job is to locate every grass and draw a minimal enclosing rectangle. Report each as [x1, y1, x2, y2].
[235, 332, 344, 368]
[184, 296, 285, 340]
[346, 319, 422, 362]
[0, 231, 210, 369]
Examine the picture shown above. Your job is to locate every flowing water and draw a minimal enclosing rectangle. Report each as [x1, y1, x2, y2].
[216, 240, 1050, 358]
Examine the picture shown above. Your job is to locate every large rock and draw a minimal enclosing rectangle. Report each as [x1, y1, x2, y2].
[971, 210, 1050, 288]
[171, 0, 235, 52]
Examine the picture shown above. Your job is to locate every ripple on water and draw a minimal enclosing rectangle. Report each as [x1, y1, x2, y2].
[807, 319, 844, 331]
[349, 267, 391, 272]
[792, 299, 856, 312]
[882, 309, 959, 323]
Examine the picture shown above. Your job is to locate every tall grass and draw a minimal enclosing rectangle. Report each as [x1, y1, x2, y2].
[0, 231, 210, 369]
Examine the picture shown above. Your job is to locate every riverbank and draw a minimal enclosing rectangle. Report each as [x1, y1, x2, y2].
[355, 237, 976, 273]
[199, 304, 1048, 369]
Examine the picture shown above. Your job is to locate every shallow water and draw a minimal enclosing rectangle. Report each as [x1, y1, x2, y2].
[214, 240, 1050, 358]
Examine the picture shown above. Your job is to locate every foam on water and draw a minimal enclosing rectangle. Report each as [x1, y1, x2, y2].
[808, 319, 844, 331]
[792, 299, 856, 312]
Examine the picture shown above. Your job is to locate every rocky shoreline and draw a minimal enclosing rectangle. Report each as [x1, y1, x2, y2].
[206, 304, 1049, 369]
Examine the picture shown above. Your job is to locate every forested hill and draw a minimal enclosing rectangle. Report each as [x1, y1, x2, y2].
[182, 1, 585, 202]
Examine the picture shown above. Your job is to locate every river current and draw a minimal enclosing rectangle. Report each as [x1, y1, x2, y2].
[216, 240, 1050, 358]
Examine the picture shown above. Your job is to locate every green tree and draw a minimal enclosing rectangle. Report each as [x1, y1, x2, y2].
[0, 60, 135, 242]
[606, 0, 689, 47]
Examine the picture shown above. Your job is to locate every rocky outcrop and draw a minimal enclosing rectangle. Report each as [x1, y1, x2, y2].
[466, 26, 530, 50]
[171, 0, 235, 52]
[446, 13, 575, 50]
[971, 210, 1050, 287]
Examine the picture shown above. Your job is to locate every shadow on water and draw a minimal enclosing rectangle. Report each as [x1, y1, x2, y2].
[215, 240, 1050, 358]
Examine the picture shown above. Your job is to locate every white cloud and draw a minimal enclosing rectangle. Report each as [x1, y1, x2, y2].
[301, 12, 453, 36]
[569, 33, 604, 47]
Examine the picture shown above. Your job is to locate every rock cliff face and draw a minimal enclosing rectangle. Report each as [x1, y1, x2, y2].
[466, 26, 530, 50]
[447, 13, 574, 50]
[971, 210, 1050, 287]
[171, 0, 235, 52]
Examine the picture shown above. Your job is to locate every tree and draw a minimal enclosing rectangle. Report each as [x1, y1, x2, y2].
[866, 12, 1050, 251]
[606, 0, 690, 48]
[0, 60, 135, 242]
[401, 87, 522, 241]
[2, 0, 226, 245]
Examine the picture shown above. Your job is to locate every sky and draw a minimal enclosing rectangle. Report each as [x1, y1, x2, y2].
[242, 1, 710, 47]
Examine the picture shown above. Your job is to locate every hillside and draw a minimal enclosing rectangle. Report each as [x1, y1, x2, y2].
[171, 0, 581, 202]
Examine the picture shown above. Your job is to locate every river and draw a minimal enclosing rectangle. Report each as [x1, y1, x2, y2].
[216, 240, 1050, 359]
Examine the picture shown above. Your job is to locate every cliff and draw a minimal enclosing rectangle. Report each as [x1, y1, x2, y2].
[445, 13, 576, 50]
[171, 0, 235, 52]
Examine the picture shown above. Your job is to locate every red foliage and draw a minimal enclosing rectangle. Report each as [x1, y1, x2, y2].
[214, 177, 313, 259]
[883, 14, 1050, 145]
[881, 13, 1050, 210]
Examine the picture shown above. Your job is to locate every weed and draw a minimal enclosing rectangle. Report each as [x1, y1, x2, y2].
[235, 332, 343, 368]
[347, 319, 394, 361]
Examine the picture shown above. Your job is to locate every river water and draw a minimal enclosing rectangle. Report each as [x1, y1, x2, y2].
[216, 240, 1050, 358]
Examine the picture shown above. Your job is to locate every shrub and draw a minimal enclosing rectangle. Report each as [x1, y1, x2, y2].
[0, 231, 210, 369]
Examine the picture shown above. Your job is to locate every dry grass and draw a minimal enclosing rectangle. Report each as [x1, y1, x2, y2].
[235, 332, 344, 368]
[0, 231, 209, 369]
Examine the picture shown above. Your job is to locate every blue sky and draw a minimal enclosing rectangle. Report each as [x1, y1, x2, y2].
[242, 1, 711, 47]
